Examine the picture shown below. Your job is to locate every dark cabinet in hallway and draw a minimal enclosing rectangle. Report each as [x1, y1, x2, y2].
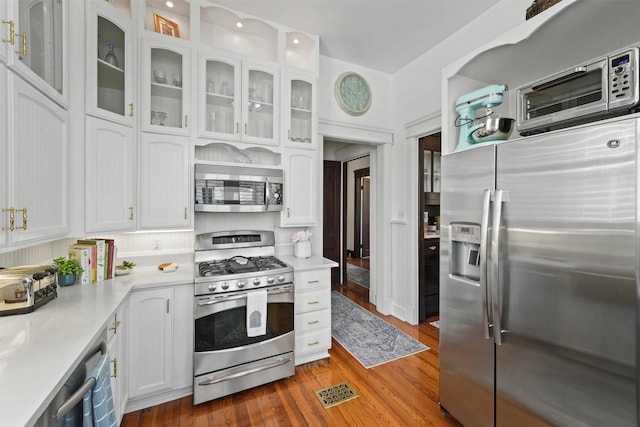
[424, 239, 439, 317]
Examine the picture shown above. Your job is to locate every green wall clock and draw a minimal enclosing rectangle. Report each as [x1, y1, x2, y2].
[334, 72, 371, 116]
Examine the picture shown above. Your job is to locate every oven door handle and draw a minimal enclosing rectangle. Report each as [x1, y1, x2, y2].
[198, 356, 292, 386]
[197, 287, 293, 305]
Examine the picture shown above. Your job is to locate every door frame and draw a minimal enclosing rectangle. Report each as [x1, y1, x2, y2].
[353, 167, 370, 258]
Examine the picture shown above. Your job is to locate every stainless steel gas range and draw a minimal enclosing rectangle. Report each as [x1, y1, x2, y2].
[193, 230, 295, 405]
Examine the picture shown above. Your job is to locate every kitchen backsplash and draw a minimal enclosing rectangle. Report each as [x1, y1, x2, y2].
[0, 231, 195, 268]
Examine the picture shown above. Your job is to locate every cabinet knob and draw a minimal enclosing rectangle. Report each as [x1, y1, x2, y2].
[244, 123, 248, 135]
[110, 358, 117, 378]
[15, 208, 26, 230]
[128, 207, 134, 220]
[129, 103, 134, 117]
[429, 245, 437, 251]
[236, 122, 239, 134]
[184, 115, 188, 127]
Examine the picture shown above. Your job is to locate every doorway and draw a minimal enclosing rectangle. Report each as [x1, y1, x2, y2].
[418, 133, 441, 322]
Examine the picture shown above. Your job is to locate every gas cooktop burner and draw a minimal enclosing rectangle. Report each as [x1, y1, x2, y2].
[198, 256, 289, 278]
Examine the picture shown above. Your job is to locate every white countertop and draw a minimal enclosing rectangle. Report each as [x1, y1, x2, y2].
[278, 255, 339, 270]
[0, 264, 193, 427]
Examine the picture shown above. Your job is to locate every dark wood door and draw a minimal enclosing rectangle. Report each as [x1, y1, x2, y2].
[362, 177, 370, 257]
[323, 160, 341, 284]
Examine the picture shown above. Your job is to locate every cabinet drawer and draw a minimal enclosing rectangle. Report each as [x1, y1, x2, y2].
[295, 329, 331, 355]
[295, 288, 330, 313]
[294, 269, 330, 291]
[295, 309, 330, 333]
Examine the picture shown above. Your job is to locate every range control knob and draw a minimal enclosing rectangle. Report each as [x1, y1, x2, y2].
[267, 276, 275, 284]
[208, 284, 216, 292]
[221, 281, 230, 290]
[278, 275, 286, 282]
[253, 278, 261, 286]
[237, 280, 246, 288]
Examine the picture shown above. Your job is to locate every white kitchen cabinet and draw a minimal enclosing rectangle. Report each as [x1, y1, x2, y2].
[284, 72, 317, 149]
[1, 71, 69, 247]
[127, 283, 193, 407]
[198, 51, 280, 146]
[0, 66, 7, 249]
[85, 115, 136, 233]
[139, 133, 191, 230]
[85, 0, 135, 126]
[107, 299, 129, 425]
[128, 287, 174, 398]
[0, 0, 68, 107]
[294, 268, 332, 365]
[141, 36, 190, 135]
[281, 149, 317, 227]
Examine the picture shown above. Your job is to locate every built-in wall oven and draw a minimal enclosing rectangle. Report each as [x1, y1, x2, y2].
[193, 230, 294, 405]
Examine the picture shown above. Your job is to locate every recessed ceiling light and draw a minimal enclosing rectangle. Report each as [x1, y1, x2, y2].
[293, 38, 300, 45]
[165, 1, 174, 7]
[236, 21, 244, 28]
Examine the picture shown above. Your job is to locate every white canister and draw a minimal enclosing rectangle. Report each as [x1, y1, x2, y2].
[294, 241, 311, 258]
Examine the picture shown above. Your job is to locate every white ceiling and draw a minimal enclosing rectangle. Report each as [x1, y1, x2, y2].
[211, 0, 501, 74]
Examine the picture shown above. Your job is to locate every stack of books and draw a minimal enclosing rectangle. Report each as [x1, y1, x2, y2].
[68, 238, 116, 284]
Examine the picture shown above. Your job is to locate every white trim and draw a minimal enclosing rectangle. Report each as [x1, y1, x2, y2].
[404, 111, 441, 139]
[319, 119, 393, 145]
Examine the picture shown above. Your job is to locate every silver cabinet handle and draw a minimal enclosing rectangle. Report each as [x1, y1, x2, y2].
[490, 189, 505, 345]
[480, 189, 492, 340]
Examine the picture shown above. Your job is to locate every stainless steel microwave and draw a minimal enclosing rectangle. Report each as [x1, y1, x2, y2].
[195, 164, 283, 212]
[517, 47, 640, 135]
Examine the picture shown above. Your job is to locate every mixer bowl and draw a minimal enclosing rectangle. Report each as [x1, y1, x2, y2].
[473, 117, 515, 142]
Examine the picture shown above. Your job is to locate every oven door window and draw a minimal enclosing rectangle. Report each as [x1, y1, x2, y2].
[195, 302, 293, 352]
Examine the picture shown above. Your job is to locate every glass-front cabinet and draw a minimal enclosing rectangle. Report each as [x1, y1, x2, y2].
[199, 53, 241, 140]
[199, 52, 278, 146]
[1, 0, 67, 106]
[242, 63, 278, 145]
[284, 73, 316, 149]
[86, 1, 134, 125]
[141, 37, 190, 135]
[424, 150, 441, 193]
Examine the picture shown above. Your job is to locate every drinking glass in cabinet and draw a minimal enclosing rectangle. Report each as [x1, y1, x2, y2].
[153, 70, 167, 84]
[173, 73, 182, 87]
[104, 41, 119, 67]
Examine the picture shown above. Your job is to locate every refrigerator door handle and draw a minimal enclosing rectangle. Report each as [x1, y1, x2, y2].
[480, 189, 493, 339]
[491, 189, 505, 345]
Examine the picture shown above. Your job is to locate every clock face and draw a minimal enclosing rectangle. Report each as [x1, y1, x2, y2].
[334, 72, 371, 116]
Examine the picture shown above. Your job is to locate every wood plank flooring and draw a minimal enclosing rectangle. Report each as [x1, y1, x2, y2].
[121, 286, 460, 427]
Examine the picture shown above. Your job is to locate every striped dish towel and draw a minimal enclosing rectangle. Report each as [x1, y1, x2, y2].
[83, 354, 117, 427]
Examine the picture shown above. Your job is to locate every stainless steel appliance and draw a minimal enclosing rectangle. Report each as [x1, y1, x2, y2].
[194, 164, 283, 212]
[440, 116, 638, 426]
[0, 265, 58, 316]
[517, 47, 640, 135]
[193, 230, 294, 405]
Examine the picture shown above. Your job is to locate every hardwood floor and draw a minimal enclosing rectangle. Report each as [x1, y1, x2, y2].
[121, 286, 459, 427]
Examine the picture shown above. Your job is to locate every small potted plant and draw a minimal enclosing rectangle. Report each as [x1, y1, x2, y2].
[53, 256, 84, 286]
[115, 260, 136, 276]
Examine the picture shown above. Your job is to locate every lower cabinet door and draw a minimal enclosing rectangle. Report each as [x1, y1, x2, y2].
[128, 287, 174, 398]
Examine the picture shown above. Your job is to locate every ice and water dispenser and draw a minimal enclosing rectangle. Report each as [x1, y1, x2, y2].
[450, 223, 481, 282]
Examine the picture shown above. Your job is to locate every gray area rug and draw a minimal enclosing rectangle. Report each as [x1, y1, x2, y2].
[331, 291, 429, 368]
[346, 263, 370, 288]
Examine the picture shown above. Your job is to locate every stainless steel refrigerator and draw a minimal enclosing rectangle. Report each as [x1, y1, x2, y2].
[439, 116, 638, 426]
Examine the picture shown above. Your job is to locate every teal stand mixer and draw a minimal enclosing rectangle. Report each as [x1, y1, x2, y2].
[454, 84, 513, 151]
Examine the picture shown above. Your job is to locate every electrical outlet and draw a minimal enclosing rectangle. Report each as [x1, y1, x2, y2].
[152, 239, 161, 251]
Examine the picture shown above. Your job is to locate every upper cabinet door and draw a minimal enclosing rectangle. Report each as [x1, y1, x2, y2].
[141, 37, 190, 135]
[1, 0, 68, 107]
[242, 62, 279, 146]
[85, 1, 135, 126]
[284, 72, 317, 149]
[198, 52, 242, 141]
